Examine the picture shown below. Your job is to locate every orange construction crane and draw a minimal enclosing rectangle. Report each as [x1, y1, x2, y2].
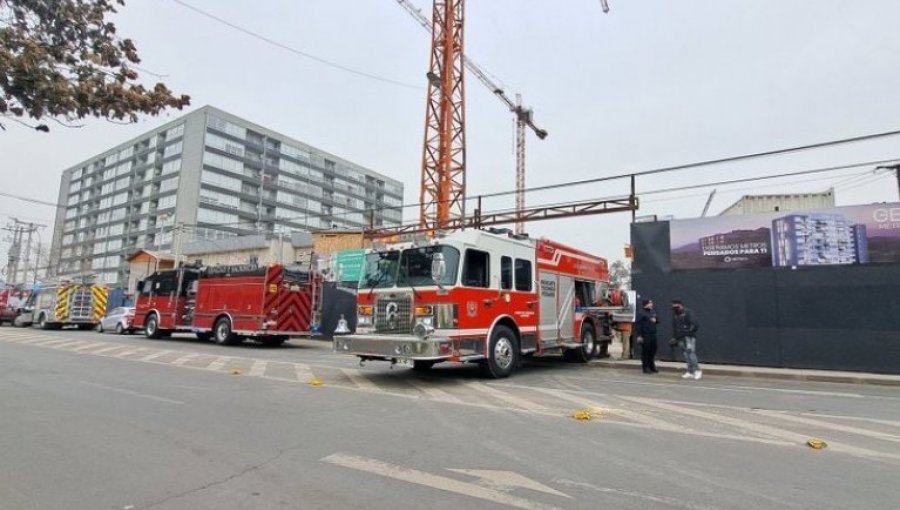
[413, 0, 610, 232]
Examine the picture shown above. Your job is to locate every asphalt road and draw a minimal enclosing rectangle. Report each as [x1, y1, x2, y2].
[1, 327, 899, 510]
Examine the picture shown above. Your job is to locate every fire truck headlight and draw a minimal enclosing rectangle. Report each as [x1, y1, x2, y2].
[413, 322, 435, 340]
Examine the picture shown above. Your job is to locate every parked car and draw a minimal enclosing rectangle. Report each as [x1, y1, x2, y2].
[0, 306, 18, 326]
[98, 307, 136, 335]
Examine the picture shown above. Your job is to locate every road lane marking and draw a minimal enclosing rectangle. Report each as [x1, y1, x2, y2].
[138, 350, 174, 362]
[171, 353, 200, 366]
[294, 363, 314, 382]
[111, 347, 151, 358]
[321, 453, 564, 510]
[71, 342, 108, 353]
[412, 382, 464, 404]
[621, 396, 900, 463]
[54, 340, 90, 350]
[339, 368, 381, 391]
[92, 345, 131, 355]
[36, 338, 76, 347]
[751, 409, 900, 443]
[447, 469, 570, 498]
[464, 382, 547, 411]
[554, 479, 720, 510]
[78, 380, 185, 405]
[0, 334, 45, 342]
[248, 360, 268, 377]
[205, 356, 231, 371]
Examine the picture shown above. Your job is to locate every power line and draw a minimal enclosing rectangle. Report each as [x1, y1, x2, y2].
[169, 0, 421, 90]
[0, 191, 58, 208]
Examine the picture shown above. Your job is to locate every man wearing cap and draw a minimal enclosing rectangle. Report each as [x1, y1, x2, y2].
[634, 299, 658, 374]
[670, 299, 701, 380]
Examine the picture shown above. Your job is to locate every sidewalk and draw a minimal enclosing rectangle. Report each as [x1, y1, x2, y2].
[596, 338, 900, 386]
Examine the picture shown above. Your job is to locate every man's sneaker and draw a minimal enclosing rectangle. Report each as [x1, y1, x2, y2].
[682, 372, 694, 379]
[693, 370, 703, 380]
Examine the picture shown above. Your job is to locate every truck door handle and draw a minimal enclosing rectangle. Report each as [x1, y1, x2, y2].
[483, 299, 493, 307]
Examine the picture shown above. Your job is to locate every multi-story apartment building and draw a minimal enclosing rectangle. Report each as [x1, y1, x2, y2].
[50, 106, 404, 286]
[771, 213, 868, 267]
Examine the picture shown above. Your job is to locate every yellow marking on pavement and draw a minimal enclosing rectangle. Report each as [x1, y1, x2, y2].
[36, 338, 75, 347]
[54, 340, 91, 350]
[110, 347, 152, 358]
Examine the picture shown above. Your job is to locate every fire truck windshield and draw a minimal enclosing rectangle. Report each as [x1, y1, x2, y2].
[363, 245, 459, 289]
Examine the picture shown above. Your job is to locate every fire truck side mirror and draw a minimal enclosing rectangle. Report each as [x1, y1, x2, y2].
[431, 253, 446, 286]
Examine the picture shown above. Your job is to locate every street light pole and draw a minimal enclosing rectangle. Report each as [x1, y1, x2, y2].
[875, 164, 900, 201]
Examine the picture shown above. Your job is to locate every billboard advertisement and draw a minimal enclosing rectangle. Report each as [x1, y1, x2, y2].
[669, 202, 900, 270]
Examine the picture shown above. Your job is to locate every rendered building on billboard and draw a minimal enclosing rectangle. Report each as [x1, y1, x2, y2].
[771, 213, 868, 266]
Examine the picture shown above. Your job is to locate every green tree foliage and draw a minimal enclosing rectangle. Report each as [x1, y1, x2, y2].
[0, 0, 189, 131]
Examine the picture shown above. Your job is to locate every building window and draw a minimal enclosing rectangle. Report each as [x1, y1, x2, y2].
[159, 176, 179, 193]
[165, 123, 185, 140]
[112, 192, 128, 206]
[161, 159, 182, 175]
[116, 161, 132, 176]
[501, 256, 513, 290]
[201, 170, 242, 192]
[207, 115, 246, 139]
[199, 189, 240, 209]
[197, 207, 239, 225]
[157, 195, 176, 211]
[114, 177, 130, 191]
[162, 140, 183, 159]
[203, 151, 243, 174]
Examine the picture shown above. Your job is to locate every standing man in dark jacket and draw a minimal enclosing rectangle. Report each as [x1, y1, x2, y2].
[634, 299, 658, 374]
[670, 299, 701, 380]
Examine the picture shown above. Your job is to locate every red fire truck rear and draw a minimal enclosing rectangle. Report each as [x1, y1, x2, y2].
[134, 263, 318, 346]
[333, 229, 631, 377]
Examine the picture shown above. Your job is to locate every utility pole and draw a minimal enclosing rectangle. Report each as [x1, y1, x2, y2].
[4, 219, 45, 285]
[875, 164, 900, 200]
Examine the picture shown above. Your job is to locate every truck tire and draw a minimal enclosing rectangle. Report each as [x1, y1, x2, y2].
[115, 323, 125, 335]
[37, 313, 50, 330]
[568, 325, 596, 363]
[213, 317, 241, 346]
[145, 313, 163, 339]
[480, 325, 518, 379]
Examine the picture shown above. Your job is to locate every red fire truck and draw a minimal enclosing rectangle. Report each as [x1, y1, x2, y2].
[333, 229, 631, 377]
[134, 264, 318, 346]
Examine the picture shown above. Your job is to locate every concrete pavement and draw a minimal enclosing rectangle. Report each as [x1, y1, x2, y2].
[2, 327, 900, 509]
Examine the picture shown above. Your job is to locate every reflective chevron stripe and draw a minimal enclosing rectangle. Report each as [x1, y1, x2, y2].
[91, 285, 108, 321]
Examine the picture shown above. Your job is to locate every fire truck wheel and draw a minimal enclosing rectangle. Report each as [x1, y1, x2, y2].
[481, 325, 519, 379]
[213, 317, 241, 346]
[37, 313, 50, 330]
[145, 314, 163, 339]
[570, 325, 596, 363]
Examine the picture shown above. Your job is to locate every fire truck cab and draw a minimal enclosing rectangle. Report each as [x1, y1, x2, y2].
[334, 229, 626, 378]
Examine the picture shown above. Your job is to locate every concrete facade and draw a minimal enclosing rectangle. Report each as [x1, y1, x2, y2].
[50, 106, 404, 287]
[719, 189, 835, 216]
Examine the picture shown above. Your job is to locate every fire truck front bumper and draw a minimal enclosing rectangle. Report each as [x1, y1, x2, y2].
[333, 334, 454, 361]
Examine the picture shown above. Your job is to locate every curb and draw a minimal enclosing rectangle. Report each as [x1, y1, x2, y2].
[588, 360, 900, 387]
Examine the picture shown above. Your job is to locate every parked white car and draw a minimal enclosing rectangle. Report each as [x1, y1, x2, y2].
[98, 307, 136, 335]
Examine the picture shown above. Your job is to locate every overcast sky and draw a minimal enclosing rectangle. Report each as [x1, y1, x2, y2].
[3, 0, 900, 269]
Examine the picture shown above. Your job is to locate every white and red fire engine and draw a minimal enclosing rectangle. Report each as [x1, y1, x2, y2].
[333, 229, 631, 377]
[134, 263, 318, 346]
